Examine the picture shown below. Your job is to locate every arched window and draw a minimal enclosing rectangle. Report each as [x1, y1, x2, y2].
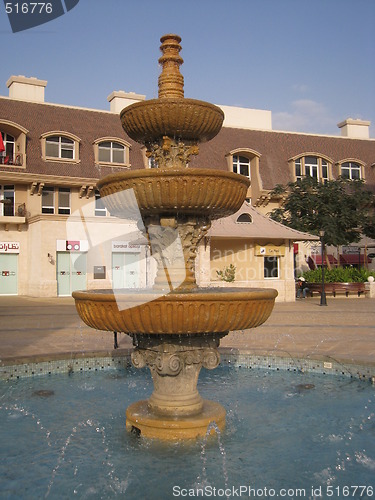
[94, 137, 130, 166]
[292, 154, 331, 182]
[41, 132, 81, 163]
[233, 154, 251, 179]
[340, 161, 362, 180]
[46, 135, 75, 159]
[0, 120, 28, 167]
[227, 149, 261, 204]
[236, 213, 252, 223]
[98, 141, 125, 163]
[0, 132, 15, 165]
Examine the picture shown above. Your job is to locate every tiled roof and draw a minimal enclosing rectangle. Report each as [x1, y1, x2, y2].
[191, 127, 375, 192]
[210, 203, 319, 241]
[1, 97, 374, 192]
[0, 97, 144, 180]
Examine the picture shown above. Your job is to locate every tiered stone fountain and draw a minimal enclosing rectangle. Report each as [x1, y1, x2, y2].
[73, 34, 277, 440]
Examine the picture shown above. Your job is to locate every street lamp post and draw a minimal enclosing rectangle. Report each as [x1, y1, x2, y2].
[320, 230, 327, 306]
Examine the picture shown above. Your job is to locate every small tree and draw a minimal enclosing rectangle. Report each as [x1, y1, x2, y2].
[270, 177, 375, 246]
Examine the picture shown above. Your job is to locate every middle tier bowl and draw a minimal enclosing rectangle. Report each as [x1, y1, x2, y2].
[96, 168, 250, 219]
[72, 288, 278, 335]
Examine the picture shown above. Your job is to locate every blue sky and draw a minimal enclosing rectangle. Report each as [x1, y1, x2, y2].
[1, 0, 374, 137]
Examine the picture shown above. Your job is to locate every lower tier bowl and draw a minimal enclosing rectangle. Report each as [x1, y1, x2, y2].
[72, 287, 277, 335]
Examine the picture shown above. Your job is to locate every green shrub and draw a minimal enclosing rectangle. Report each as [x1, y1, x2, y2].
[216, 264, 236, 282]
[302, 267, 375, 283]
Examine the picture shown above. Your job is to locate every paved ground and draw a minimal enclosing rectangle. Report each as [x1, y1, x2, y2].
[0, 295, 374, 368]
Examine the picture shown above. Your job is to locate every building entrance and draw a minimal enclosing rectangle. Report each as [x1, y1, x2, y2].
[0, 253, 17, 295]
[112, 252, 140, 289]
[57, 252, 87, 296]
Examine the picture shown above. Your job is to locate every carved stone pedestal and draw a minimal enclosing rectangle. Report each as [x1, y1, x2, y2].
[126, 333, 227, 439]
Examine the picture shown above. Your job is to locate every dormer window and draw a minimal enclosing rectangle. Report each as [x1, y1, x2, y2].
[41, 132, 81, 163]
[340, 161, 362, 180]
[292, 154, 331, 182]
[0, 121, 28, 168]
[46, 136, 74, 159]
[0, 133, 15, 165]
[227, 149, 261, 204]
[98, 141, 125, 163]
[233, 155, 251, 179]
[94, 138, 130, 167]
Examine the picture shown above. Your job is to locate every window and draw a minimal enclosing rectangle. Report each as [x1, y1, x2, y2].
[41, 132, 80, 163]
[0, 121, 28, 168]
[228, 149, 260, 204]
[46, 136, 74, 159]
[58, 188, 71, 215]
[98, 141, 125, 164]
[236, 213, 252, 223]
[233, 155, 251, 179]
[294, 155, 330, 182]
[304, 156, 318, 179]
[264, 257, 279, 279]
[0, 132, 15, 165]
[341, 162, 361, 180]
[94, 137, 130, 167]
[0, 185, 15, 216]
[95, 191, 107, 217]
[42, 187, 55, 214]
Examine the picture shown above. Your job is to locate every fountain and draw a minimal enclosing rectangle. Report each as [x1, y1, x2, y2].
[72, 34, 277, 439]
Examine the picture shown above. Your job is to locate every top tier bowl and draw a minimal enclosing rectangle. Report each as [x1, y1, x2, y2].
[121, 98, 224, 144]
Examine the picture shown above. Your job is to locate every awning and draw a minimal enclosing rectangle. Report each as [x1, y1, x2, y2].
[339, 254, 371, 265]
[312, 255, 338, 265]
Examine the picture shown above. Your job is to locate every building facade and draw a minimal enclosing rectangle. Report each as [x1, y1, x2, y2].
[0, 75, 374, 300]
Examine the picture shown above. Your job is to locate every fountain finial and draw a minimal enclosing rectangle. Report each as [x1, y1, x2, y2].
[158, 34, 184, 98]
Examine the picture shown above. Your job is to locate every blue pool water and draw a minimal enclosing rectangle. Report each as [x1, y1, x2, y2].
[1, 366, 374, 499]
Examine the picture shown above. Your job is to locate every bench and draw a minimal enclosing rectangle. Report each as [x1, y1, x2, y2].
[307, 282, 366, 297]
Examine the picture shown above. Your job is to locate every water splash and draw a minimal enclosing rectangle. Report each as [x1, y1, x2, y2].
[0, 402, 52, 447]
[45, 418, 127, 498]
[355, 451, 375, 470]
[195, 421, 229, 498]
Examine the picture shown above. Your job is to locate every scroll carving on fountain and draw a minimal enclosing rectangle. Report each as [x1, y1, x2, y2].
[73, 34, 277, 440]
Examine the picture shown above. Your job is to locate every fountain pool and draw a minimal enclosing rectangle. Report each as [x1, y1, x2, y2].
[1, 365, 374, 499]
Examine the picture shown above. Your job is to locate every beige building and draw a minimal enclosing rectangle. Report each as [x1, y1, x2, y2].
[197, 204, 318, 301]
[0, 75, 374, 300]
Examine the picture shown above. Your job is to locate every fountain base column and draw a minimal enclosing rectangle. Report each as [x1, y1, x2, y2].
[126, 333, 227, 439]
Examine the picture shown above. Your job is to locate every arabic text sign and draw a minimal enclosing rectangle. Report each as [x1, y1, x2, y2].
[0, 242, 20, 253]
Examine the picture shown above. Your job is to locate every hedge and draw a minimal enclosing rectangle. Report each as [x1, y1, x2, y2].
[302, 267, 375, 283]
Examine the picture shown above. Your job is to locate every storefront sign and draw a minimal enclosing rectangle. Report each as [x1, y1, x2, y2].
[112, 241, 142, 253]
[342, 246, 359, 254]
[255, 244, 285, 257]
[56, 240, 89, 252]
[0, 242, 20, 253]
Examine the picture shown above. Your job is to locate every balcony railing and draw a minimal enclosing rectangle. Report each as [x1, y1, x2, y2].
[0, 202, 26, 217]
[0, 153, 23, 166]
